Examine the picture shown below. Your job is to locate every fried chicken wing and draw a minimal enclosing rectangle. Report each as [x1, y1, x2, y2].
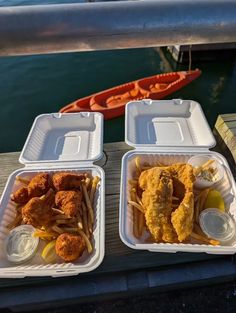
[22, 189, 55, 228]
[55, 190, 82, 217]
[11, 187, 29, 204]
[27, 173, 51, 198]
[171, 191, 194, 242]
[55, 233, 86, 262]
[139, 167, 177, 243]
[52, 172, 86, 191]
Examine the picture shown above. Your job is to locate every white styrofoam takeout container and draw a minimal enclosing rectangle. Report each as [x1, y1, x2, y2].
[119, 99, 236, 254]
[0, 112, 105, 278]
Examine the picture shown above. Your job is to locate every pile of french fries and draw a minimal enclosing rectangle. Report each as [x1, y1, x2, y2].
[128, 156, 220, 246]
[8, 173, 100, 255]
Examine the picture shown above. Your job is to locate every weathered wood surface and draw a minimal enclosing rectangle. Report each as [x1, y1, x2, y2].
[0, 142, 230, 288]
[215, 114, 236, 164]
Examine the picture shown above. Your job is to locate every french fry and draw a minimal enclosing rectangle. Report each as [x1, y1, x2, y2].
[85, 177, 91, 191]
[141, 166, 152, 170]
[201, 159, 215, 170]
[51, 214, 71, 220]
[198, 188, 210, 212]
[130, 189, 139, 238]
[87, 210, 93, 234]
[89, 176, 100, 206]
[77, 229, 93, 254]
[191, 231, 220, 246]
[194, 159, 215, 176]
[55, 218, 76, 225]
[82, 201, 90, 237]
[52, 208, 64, 215]
[16, 176, 30, 185]
[82, 183, 94, 224]
[135, 193, 143, 206]
[194, 188, 210, 224]
[194, 198, 200, 223]
[134, 156, 142, 175]
[77, 212, 83, 230]
[128, 200, 144, 213]
[60, 227, 78, 233]
[193, 223, 205, 236]
[133, 190, 145, 237]
[155, 161, 164, 167]
[172, 196, 179, 201]
[128, 179, 138, 187]
[172, 203, 179, 208]
[138, 211, 145, 237]
[7, 213, 22, 230]
[51, 225, 64, 234]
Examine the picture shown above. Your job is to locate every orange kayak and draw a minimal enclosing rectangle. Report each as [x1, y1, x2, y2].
[59, 69, 201, 120]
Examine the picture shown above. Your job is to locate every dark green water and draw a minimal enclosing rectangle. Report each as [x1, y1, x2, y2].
[0, 3, 236, 153]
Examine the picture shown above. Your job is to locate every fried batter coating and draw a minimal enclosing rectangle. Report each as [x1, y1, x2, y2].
[171, 191, 194, 242]
[168, 163, 195, 200]
[11, 173, 51, 204]
[27, 173, 51, 198]
[52, 172, 86, 191]
[22, 189, 55, 228]
[139, 167, 177, 243]
[55, 233, 86, 262]
[11, 187, 29, 204]
[55, 190, 82, 217]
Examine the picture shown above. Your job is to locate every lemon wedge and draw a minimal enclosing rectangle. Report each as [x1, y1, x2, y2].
[41, 240, 57, 263]
[204, 189, 225, 212]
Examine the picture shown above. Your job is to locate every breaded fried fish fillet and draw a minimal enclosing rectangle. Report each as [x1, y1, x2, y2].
[171, 191, 194, 242]
[139, 167, 177, 243]
[168, 163, 195, 199]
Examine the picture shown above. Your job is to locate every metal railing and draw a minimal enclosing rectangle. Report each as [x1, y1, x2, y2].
[0, 0, 236, 56]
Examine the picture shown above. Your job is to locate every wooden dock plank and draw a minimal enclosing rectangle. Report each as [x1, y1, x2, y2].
[215, 114, 236, 163]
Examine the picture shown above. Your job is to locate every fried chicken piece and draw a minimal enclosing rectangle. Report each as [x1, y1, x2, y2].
[11, 173, 51, 204]
[171, 191, 194, 242]
[52, 172, 86, 191]
[27, 173, 51, 198]
[168, 163, 195, 200]
[11, 187, 29, 204]
[139, 167, 177, 243]
[55, 190, 82, 217]
[22, 189, 55, 228]
[55, 233, 86, 262]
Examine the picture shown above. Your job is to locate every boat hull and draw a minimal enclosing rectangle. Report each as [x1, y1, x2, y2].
[59, 69, 201, 120]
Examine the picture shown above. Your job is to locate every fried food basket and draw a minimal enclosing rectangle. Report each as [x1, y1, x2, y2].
[0, 112, 105, 277]
[119, 99, 236, 254]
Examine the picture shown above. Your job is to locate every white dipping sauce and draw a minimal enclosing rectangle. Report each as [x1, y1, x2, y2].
[5, 225, 39, 263]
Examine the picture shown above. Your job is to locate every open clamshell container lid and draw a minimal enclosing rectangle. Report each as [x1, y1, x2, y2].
[19, 112, 103, 165]
[120, 99, 236, 254]
[0, 112, 105, 277]
[125, 99, 216, 150]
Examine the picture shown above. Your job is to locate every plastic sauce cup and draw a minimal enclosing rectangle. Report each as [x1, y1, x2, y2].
[5, 225, 39, 264]
[199, 208, 236, 243]
[188, 155, 224, 189]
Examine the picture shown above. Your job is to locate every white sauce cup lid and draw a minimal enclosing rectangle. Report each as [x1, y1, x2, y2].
[5, 225, 39, 263]
[199, 208, 236, 242]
